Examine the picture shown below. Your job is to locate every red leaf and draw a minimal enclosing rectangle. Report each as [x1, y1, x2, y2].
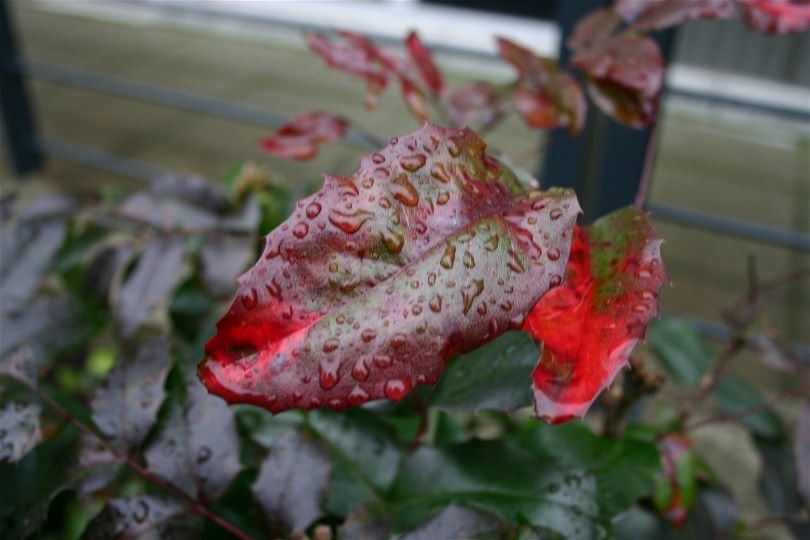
[446, 82, 503, 129]
[571, 30, 664, 129]
[738, 0, 810, 34]
[522, 208, 666, 422]
[615, 0, 739, 31]
[496, 37, 587, 135]
[657, 433, 695, 526]
[400, 78, 430, 124]
[199, 125, 580, 413]
[405, 31, 444, 95]
[259, 112, 348, 161]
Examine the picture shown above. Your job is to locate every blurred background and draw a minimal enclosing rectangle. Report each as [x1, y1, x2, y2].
[2, 0, 808, 350]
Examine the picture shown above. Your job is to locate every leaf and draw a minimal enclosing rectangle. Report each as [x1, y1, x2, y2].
[615, 0, 739, 31]
[199, 124, 579, 413]
[339, 508, 391, 540]
[430, 330, 538, 411]
[496, 37, 586, 134]
[0, 196, 71, 316]
[396, 505, 504, 540]
[405, 31, 444, 96]
[757, 440, 803, 515]
[570, 31, 664, 128]
[199, 234, 255, 298]
[252, 427, 331, 531]
[0, 402, 41, 464]
[90, 335, 171, 451]
[150, 173, 230, 213]
[145, 370, 240, 500]
[646, 317, 712, 387]
[796, 399, 810, 509]
[446, 82, 502, 129]
[82, 496, 188, 540]
[0, 295, 88, 361]
[523, 208, 666, 422]
[654, 433, 696, 526]
[260, 111, 349, 161]
[738, 0, 810, 34]
[400, 78, 430, 123]
[116, 192, 220, 233]
[308, 409, 403, 516]
[306, 32, 390, 108]
[713, 376, 784, 440]
[115, 236, 185, 337]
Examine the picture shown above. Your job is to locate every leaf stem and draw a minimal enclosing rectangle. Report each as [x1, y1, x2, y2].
[16, 377, 255, 540]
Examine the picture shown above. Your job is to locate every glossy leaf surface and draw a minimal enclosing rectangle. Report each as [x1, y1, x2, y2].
[523, 208, 665, 423]
[260, 111, 349, 161]
[82, 496, 187, 539]
[200, 125, 579, 413]
[616, 0, 738, 30]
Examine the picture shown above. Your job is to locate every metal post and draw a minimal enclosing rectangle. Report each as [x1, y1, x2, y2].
[0, 0, 44, 176]
[540, 0, 674, 220]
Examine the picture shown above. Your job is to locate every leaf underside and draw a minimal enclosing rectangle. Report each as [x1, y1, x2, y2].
[200, 124, 580, 413]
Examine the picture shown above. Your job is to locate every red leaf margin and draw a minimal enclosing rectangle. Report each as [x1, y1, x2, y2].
[523, 207, 666, 423]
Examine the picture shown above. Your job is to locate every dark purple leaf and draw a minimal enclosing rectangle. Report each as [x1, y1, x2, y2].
[398, 505, 504, 540]
[116, 192, 220, 233]
[90, 336, 170, 450]
[0, 295, 84, 360]
[145, 370, 240, 500]
[115, 236, 185, 337]
[253, 427, 331, 531]
[200, 234, 255, 298]
[149, 174, 230, 213]
[82, 496, 187, 540]
[0, 402, 41, 464]
[615, 0, 739, 31]
[85, 243, 135, 301]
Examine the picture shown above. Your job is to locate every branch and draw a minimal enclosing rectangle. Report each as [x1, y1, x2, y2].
[16, 377, 254, 540]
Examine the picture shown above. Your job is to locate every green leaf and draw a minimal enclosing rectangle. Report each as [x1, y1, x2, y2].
[431, 330, 537, 411]
[713, 376, 784, 441]
[646, 318, 712, 386]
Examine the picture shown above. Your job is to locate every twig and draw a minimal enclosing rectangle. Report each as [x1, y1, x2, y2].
[634, 121, 660, 210]
[19, 379, 254, 540]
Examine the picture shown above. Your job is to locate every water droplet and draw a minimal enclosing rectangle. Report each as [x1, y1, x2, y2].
[412, 305, 422, 315]
[392, 174, 419, 206]
[427, 272, 436, 286]
[440, 243, 456, 269]
[642, 290, 656, 300]
[306, 202, 322, 218]
[329, 208, 374, 234]
[133, 499, 149, 523]
[500, 300, 513, 311]
[461, 279, 485, 315]
[372, 152, 386, 164]
[379, 197, 392, 209]
[550, 208, 563, 220]
[282, 305, 293, 319]
[384, 378, 411, 401]
[319, 363, 339, 390]
[430, 163, 451, 183]
[531, 199, 546, 211]
[410, 280, 420, 289]
[336, 314, 346, 324]
[240, 288, 259, 309]
[447, 138, 461, 157]
[484, 234, 499, 251]
[293, 222, 309, 238]
[389, 136, 399, 145]
[352, 360, 369, 381]
[391, 334, 407, 349]
[463, 251, 475, 268]
[361, 178, 374, 189]
[328, 262, 338, 273]
[549, 274, 562, 287]
[348, 386, 370, 406]
[196, 446, 212, 464]
[415, 221, 427, 234]
[477, 302, 488, 315]
[328, 398, 342, 409]
[374, 354, 392, 368]
[378, 228, 404, 254]
[547, 247, 560, 261]
[635, 304, 648, 313]
[429, 294, 442, 312]
[436, 190, 450, 205]
[361, 329, 377, 342]
[400, 153, 427, 172]
[638, 269, 652, 278]
[323, 338, 339, 353]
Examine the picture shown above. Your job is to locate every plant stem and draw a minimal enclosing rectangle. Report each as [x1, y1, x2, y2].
[21, 379, 254, 540]
[634, 122, 660, 210]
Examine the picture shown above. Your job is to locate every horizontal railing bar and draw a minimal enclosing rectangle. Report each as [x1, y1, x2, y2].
[13, 60, 375, 147]
[667, 87, 810, 121]
[38, 136, 168, 182]
[647, 202, 810, 252]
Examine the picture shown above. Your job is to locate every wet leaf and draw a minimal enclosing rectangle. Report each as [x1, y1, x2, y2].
[615, 0, 739, 31]
[523, 208, 666, 423]
[116, 193, 220, 233]
[0, 295, 88, 362]
[90, 336, 170, 451]
[260, 111, 349, 161]
[252, 427, 331, 531]
[396, 505, 504, 540]
[757, 440, 803, 515]
[405, 31, 444, 96]
[647, 317, 712, 387]
[115, 236, 185, 337]
[200, 124, 579, 413]
[431, 330, 538, 411]
[446, 82, 502, 129]
[739, 0, 810, 34]
[496, 37, 586, 134]
[796, 399, 810, 509]
[145, 369, 240, 500]
[570, 30, 664, 128]
[200, 234, 255, 298]
[82, 496, 187, 540]
[0, 402, 41, 464]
